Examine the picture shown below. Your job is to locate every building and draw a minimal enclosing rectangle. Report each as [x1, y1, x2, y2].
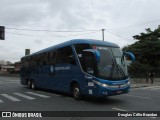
[0, 65, 15, 74]
[0, 60, 7, 65]
[0, 60, 20, 74]
[14, 61, 21, 74]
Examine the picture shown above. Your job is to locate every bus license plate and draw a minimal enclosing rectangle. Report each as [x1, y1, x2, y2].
[117, 90, 122, 94]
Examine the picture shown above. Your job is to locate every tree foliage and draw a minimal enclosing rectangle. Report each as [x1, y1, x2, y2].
[123, 25, 160, 67]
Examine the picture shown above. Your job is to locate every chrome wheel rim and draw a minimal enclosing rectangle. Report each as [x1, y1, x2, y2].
[31, 82, 35, 89]
[27, 81, 30, 88]
[74, 87, 80, 98]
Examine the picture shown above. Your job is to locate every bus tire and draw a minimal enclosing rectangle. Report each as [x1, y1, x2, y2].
[72, 84, 82, 100]
[31, 80, 36, 90]
[27, 80, 31, 89]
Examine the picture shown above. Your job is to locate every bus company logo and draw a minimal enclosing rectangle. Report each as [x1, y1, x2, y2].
[54, 66, 70, 71]
[2, 112, 11, 117]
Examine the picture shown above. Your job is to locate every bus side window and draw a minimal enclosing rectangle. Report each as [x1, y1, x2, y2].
[74, 44, 91, 66]
[37, 55, 40, 66]
[48, 51, 56, 65]
[74, 44, 91, 58]
[56, 46, 76, 65]
[40, 54, 44, 66]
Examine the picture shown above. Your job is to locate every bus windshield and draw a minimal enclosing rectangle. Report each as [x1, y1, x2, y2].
[93, 46, 128, 80]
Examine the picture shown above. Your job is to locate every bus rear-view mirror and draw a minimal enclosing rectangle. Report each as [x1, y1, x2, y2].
[123, 52, 135, 62]
[82, 49, 100, 63]
[82, 49, 100, 75]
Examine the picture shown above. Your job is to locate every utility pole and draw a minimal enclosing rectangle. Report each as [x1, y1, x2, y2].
[25, 49, 30, 56]
[102, 29, 105, 41]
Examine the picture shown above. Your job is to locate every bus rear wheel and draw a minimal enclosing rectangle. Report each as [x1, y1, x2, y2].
[72, 84, 82, 100]
[31, 80, 36, 90]
[27, 80, 31, 89]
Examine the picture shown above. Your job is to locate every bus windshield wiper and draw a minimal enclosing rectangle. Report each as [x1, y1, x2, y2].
[116, 64, 126, 78]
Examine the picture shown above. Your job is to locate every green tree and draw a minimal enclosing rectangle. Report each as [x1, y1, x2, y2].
[123, 25, 160, 67]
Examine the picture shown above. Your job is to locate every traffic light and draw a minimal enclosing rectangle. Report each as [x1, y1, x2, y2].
[0, 26, 5, 40]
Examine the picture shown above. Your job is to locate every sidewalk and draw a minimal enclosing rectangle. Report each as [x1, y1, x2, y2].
[130, 78, 160, 88]
[131, 82, 160, 88]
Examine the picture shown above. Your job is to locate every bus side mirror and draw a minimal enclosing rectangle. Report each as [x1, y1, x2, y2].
[82, 49, 100, 75]
[82, 49, 100, 63]
[123, 52, 135, 62]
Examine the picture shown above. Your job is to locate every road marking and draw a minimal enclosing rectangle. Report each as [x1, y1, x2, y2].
[1, 94, 21, 101]
[14, 93, 35, 100]
[112, 107, 127, 111]
[0, 80, 19, 82]
[37, 91, 74, 100]
[37, 91, 60, 97]
[0, 99, 4, 103]
[0, 81, 19, 84]
[65, 97, 74, 100]
[26, 92, 50, 98]
[123, 94, 152, 99]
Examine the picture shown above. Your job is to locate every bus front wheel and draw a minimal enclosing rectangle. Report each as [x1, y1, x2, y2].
[72, 84, 82, 100]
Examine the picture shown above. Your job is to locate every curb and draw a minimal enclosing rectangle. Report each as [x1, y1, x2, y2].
[131, 83, 160, 88]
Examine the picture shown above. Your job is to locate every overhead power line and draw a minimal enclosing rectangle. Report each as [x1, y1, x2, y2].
[6, 31, 100, 38]
[5, 19, 159, 41]
[6, 26, 132, 41]
[6, 27, 100, 33]
[7, 28, 131, 41]
[6, 32, 45, 37]
[103, 19, 160, 41]
[105, 29, 132, 41]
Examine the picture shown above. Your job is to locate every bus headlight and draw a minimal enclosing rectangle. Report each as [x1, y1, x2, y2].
[101, 83, 109, 87]
[93, 80, 109, 87]
[127, 81, 130, 85]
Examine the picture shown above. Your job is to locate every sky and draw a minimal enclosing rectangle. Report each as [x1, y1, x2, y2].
[0, 0, 160, 62]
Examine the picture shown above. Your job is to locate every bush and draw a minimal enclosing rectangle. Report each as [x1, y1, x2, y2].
[128, 61, 155, 78]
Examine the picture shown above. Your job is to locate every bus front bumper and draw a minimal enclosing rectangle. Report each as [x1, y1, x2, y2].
[85, 83, 130, 97]
[100, 87, 130, 96]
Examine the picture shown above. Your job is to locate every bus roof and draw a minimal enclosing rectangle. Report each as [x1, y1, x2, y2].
[23, 39, 119, 58]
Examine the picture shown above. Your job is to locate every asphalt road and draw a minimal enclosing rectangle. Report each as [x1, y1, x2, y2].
[0, 76, 159, 120]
